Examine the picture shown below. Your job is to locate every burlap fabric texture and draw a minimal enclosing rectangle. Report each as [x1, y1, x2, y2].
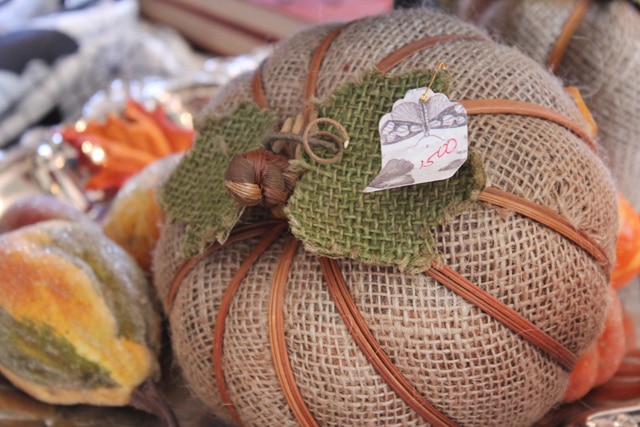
[480, 0, 640, 210]
[153, 8, 619, 427]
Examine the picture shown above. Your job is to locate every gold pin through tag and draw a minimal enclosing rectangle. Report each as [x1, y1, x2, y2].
[420, 62, 447, 103]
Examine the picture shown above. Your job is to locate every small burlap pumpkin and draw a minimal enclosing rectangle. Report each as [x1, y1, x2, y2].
[477, 0, 640, 210]
[154, 8, 619, 427]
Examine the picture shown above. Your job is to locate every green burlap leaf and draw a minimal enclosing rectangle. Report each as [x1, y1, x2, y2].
[160, 103, 278, 257]
[286, 69, 487, 273]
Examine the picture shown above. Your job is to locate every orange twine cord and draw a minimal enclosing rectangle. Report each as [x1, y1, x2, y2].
[374, 34, 489, 73]
[165, 220, 287, 311]
[564, 86, 598, 138]
[211, 222, 287, 425]
[303, 25, 347, 122]
[426, 264, 578, 372]
[430, 101, 611, 373]
[477, 187, 610, 269]
[267, 238, 320, 426]
[461, 98, 599, 154]
[251, 60, 269, 109]
[546, 0, 594, 74]
[210, 222, 288, 426]
[320, 256, 461, 427]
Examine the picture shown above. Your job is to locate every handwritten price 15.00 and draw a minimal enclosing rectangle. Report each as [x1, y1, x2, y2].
[419, 138, 457, 169]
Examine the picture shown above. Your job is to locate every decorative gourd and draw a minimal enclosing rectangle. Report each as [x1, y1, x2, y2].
[0, 194, 93, 233]
[154, 8, 618, 427]
[102, 153, 183, 272]
[563, 286, 626, 402]
[0, 220, 164, 410]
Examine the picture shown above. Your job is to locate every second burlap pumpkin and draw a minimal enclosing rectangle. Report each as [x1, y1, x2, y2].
[154, 8, 618, 427]
[479, 0, 640, 210]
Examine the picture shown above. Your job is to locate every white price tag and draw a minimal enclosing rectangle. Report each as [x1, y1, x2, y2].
[364, 88, 469, 193]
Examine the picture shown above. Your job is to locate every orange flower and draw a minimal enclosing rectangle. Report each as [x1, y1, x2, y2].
[58, 98, 194, 191]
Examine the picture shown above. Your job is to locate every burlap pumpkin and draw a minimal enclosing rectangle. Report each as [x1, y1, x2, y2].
[153, 8, 619, 427]
[477, 0, 640, 210]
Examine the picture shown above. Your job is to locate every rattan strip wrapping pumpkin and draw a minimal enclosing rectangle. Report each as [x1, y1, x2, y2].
[154, 8, 618, 427]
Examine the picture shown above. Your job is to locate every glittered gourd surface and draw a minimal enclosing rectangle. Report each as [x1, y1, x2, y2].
[161, 69, 486, 272]
[0, 220, 161, 407]
[153, 7, 620, 427]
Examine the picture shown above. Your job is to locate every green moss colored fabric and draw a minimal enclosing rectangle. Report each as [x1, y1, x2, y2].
[286, 69, 486, 272]
[160, 69, 486, 268]
[160, 103, 278, 257]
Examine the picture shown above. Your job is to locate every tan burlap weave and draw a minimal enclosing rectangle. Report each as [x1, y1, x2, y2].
[153, 8, 619, 427]
[481, 0, 640, 210]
